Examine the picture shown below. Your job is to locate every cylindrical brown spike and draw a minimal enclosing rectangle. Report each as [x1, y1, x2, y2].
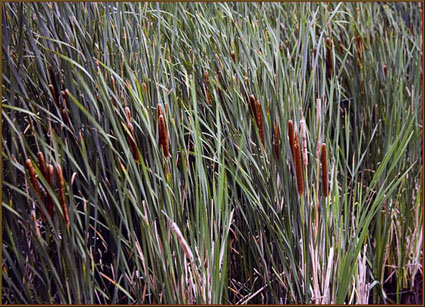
[25, 159, 43, 201]
[274, 119, 280, 160]
[61, 90, 68, 108]
[127, 122, 139, 162]
[294, 143, 303, 195]
[288, 120, 295, 160]
[231, 50, 236, 62]
[157, 104, 163, 120]
[203, 71, 211, 104]
[158, 115, 169, 158]
[36, 152, 48, 180]
[46, 164, 54, 217]
[124, 107, 132, 123]
[55, 164, 69, 226]
[326, 37, 333, 78]
[255, 100, 265, 149]
[321, 143, 328, 198]
[48, 84, 59, 107]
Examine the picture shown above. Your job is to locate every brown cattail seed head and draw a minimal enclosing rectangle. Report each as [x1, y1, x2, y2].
[127, 122, 139, 162]
[326, 37, 333, 77]
[157, 104, 163, 120]
[231, 50, 236, 62]
[124, 107, 132, 123]
[25, 159, 43, 201]
[46, 164, 54, 217]
[55, 164, 69, 226]
[274, 120, 280, 160]
[36, 152, 48, 180]
[142, 82, 147, 93]
[255, 100, 265, 148]
[383, 64, 387, 77]
[294, 143, 303, 195]
[48, 84, 58, 106]
[321, 143, 328, 198]
[158, 115, 169, 158]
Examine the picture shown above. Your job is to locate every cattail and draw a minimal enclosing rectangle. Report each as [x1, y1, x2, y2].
[55, 164, 69, 226]
[231, 50, 236, 62]
[203, 71, 211, 104]
[125, 106, 132, 123]
[294, 142, 303, 195]
[355, 34, 363, 65]
[300, 120, 308, 166]
[127, 122, 139, 161]
[274, 119, 280, 160]
[157, 104, 163, 120]
[62, 108, 70, 127]
[255, 100, 265, 148]
[383, 64, 387, 77]
[321, 144, 328, 197]
[46, 164, 54, 217]
[48, 84, 59, 107]
[215, 53, 222, 83]
[142, 82, 147, 93]
[326, 37, 333, 78]
[288, 120, 295, 160]
[36, 152, 48, 180]
[158, 115, 169, 158]
[25, 159, 43, 200]
[61, 90, 68, 108]
[171, 222, 194, 261]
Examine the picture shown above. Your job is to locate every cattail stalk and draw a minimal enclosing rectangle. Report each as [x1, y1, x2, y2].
[158, 115, 169, 158]
[300, 120, 308, 166]
[321, 144, 328, 198]
[274, 119, 280, 160]
[288, 120, 295, 160]
[55, 164, 69, 226]
[46, 164, 54, 217]
[294, 142, 303, 195]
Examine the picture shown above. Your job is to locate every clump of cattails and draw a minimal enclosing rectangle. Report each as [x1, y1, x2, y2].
[249, 95, 265, 148]
[274, 119, 280, 160]
[25, 153, 70, 223]
[325, 37, 333, 78]
[124, 106, 139, 161]
[321, 143, 328, 198]
[158, 104, 169, 158]
[55, 164, 69, 226]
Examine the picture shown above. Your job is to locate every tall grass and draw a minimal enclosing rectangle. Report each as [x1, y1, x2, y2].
[1, 2, 422, 304]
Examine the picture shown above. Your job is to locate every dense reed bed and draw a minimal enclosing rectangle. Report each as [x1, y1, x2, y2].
[1, 2, 423, 304]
